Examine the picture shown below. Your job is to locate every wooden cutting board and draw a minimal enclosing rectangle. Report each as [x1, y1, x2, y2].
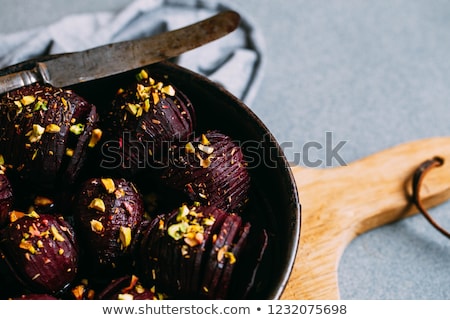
[280, 137, 450, 299]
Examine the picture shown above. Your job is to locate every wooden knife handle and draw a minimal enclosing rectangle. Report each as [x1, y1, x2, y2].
[282, 137, 450, 299]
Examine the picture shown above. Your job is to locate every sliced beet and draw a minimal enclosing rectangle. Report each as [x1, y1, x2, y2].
[159, 131, 251, 213]
[0, 213, 78, 294]
[201, 213, 242, 298]
[100, 69, 196, 176]
[136, 205, 228, 298]
[213, 222, 251, 299]
[0, 83, 98, 192]
[73, 177, 144, 275]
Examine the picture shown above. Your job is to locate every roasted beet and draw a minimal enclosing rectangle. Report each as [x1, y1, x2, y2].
[200, 214, 243, 299]
[137, 204, 227, 297]
[136, 204, 265, 299]
[160, 131, 251, 212]
[0, 173, 13, 228]
[0, 83, 98, 192]
[0, 213, 78, 294]
[99, 69, 195, 175]
[73, 177, 144, 274]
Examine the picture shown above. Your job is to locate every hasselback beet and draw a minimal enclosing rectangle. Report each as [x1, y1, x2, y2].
[0, 173, 13, 228]
[160, 131, 251, 212]
[73, 177, 144, 275]
[136, 204, 266, 299]
[137, 204, 227, 298]
[99, 69, 195, 175]
[0, 213, 79, 294]
[0, 83, 99, 192]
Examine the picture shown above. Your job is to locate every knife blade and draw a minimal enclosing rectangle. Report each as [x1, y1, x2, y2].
[0, 10, 240, 95]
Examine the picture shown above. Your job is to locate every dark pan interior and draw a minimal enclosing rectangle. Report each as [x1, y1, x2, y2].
[1, 60, 301, 299]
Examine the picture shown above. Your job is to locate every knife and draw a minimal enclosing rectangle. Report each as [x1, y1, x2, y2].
[0, 10, 240, 95]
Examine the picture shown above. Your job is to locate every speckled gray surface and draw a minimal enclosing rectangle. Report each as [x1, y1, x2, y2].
[1, 0, 449, 299]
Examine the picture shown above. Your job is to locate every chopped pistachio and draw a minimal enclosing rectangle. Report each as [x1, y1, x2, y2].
[45, 124, 61, 133]
[161, 85, 175, 96]
[217, 245, 228, 262]
[167, 222, 188, 241]
[136, 84, 150, 100]
[143, 99, 151, 112]
[9, 210, 25, 223]
[119, 226, 132, 248]
[72, 285, 85, 300]
[101, 178, 115, 193]
[198, 144, 214, 154]
[88, 198, 106, 212]
[65, 148, 74, 157]
[201, 134, 211, 146]
[90, 219, 104, 233]
[58, 248, 64, 255]
[26, 124, 45, 143]
[181, 244, 189, 256]
[88, 128, 103, 147]
[185, 142, 195, 154]
[114, 188, 125, 199]
[224, 251, 236, 264]
[136, 105, 144, 118]
[126, 103, 138, 116]
[36, 240, 44, 248]
[184, 232, 204, 247]
[152, 92, 160, 105]
[33, 99, 48, 111]
[0, 154, 4, 166]
[70, 123, 85, 135]
[118, 293, 134, 300]
[20, 95, 36, 106]
[51, 225, 65, 242]
[28, 224, 41, 237]
[61, 97, 68, 108]
[202, 216, 216, 226]
[19, 240, 36, 254]
[135, 284, 145, 294]
[27, 211, 40, 219]
[176, 205, 190, 221]
[136, 69, 149, 81]
[217, 246, 236, 264]
[197, 154, 212, 169]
